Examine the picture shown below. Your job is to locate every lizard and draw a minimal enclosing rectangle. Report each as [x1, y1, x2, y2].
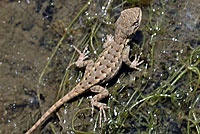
[25, 7, 143, 134]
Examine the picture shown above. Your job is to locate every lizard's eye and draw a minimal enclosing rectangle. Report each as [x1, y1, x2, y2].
[132, 19, 139, 26]
[134, 22, 138, 26]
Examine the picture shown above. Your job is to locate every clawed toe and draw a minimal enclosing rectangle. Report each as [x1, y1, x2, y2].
[130, 54, 143, 71]
[68, 45, 89, 68]
[72, 45, 88, 61]
[91, 104, 109, 127]
[99, 105, 110, 127]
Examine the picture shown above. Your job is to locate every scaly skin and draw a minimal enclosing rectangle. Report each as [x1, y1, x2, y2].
[26, 7, 143, 134]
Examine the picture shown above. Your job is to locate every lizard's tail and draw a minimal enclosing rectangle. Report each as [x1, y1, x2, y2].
[25, 89, 79, 134]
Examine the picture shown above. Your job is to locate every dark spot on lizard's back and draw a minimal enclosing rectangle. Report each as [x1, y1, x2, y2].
[95, 76, 100, 80]
[106, 64, 111, 69]
[100, 69, 107, 74]
[88, 81, 92, 85]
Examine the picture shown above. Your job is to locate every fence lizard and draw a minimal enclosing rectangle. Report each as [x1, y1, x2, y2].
[26, 7, 143, 134]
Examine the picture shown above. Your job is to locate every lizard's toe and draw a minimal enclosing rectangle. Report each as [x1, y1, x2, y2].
[130, 54, 143, 71]
[99, 105, 110, 127]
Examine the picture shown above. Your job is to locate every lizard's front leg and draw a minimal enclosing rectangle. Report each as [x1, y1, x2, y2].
[122, 45, 143, 71]
[69, 45, 95, 73]
[90, 85, 109, 127]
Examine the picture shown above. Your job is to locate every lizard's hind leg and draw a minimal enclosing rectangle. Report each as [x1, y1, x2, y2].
[90, 85, 109, 127]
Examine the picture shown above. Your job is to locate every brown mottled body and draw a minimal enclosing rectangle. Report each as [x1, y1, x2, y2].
[26, 7, 143, 134]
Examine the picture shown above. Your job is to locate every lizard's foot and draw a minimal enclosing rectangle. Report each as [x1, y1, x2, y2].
[122, 46, 144, 71]
[72, 45, 88, 60]
[68, 45, 89, 68]
[90, 85, 109, 127]
[130, 54, 144, 71]
[91, 103, 109, 127]
[99, 104, 109, 127]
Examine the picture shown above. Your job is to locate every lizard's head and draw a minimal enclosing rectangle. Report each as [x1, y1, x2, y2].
[115, 7, 142, 37]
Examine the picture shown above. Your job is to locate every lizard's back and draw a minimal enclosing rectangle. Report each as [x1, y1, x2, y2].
[84, 38, 124, 84]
